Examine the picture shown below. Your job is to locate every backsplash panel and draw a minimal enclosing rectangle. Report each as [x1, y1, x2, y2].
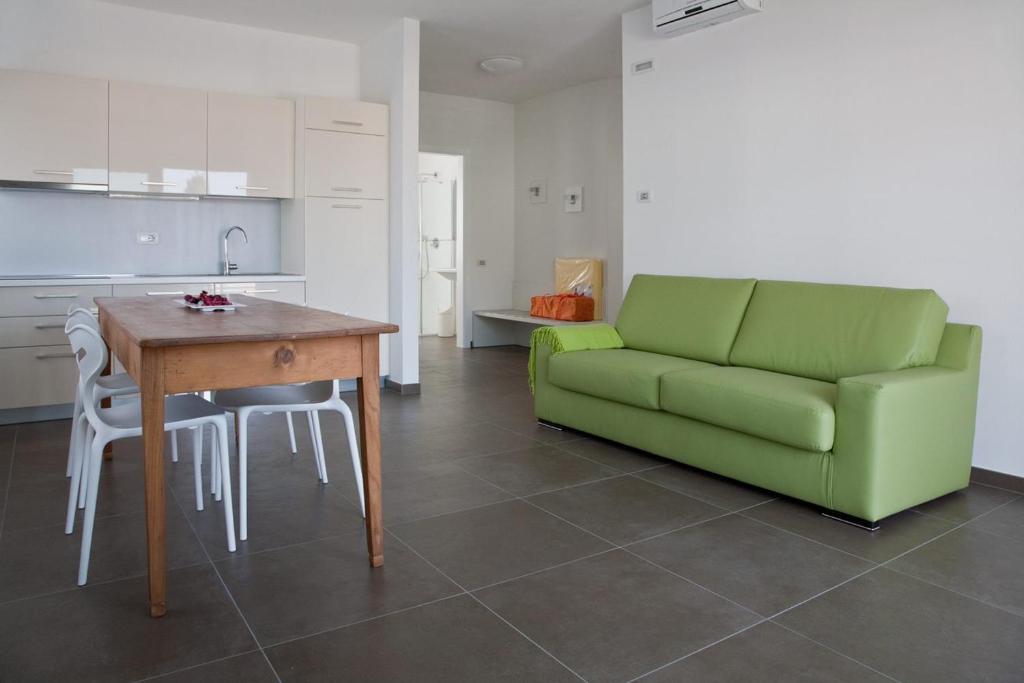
[0, 189, 281, 275]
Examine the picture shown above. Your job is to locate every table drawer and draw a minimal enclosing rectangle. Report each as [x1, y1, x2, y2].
[0, 285, 111, 317]
[0, 345, 78, 408]
[0, 316, 70, 348]
[111, 283, 214, 298]
[215, 281, 305, 305]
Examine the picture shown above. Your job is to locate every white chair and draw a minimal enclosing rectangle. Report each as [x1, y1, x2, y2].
[63, 309, 193, 512]
[212, 381, 364, 541]
[65, 323, 237, 585]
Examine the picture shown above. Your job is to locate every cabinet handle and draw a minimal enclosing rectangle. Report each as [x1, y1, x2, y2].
[236, 185, 269, 191]
[146, 291, 185, 296]
[332, 120, 364, 126]
[36, 351, 76, 360]
[33, 169, 74, 176]
[33, 293, 78, 299]
[331, 204, 362, 209]
[34, 322, 67, 329]
[331, 187, 363, 193]
[141, 181, 177, 187]
[243, 289, 279, 294]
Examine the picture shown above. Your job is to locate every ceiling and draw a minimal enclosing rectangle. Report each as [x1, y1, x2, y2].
[100, 0, 647, 102]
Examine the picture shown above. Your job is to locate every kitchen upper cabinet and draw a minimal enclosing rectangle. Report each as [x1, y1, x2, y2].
[304, 98, 388, 136]
[305, 129, 388, 200]
[208, 92, 295, 198]
[0, 70, 108, 186]
[109, 81, 207, 195]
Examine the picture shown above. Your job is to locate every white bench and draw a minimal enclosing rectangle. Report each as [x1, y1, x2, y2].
[472, 309, 595, 348]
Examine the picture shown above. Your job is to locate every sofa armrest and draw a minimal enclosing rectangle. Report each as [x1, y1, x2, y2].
[832, 324, 982, 521]
[528, 323, 623, 392]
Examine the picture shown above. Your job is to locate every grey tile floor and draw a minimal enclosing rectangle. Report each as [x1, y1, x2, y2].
[0, 336, 1022, 682]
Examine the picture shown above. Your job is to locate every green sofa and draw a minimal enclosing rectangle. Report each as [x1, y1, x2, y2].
[532, 275, 983, 525]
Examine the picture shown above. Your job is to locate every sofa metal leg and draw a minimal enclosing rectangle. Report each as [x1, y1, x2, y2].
[821, 510, 880, 532]
[537, 419, 565, 432]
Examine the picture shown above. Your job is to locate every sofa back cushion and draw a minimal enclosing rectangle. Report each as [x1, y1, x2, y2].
[729, 280, 949, 382]
[615, 275, 756, 364]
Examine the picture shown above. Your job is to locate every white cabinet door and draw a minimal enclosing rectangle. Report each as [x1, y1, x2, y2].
[0, 70, 108, 186]
[305, 198, 387, 320]
[305, 129, 387, 200]
[304, 98, 388, 136]
[208, 92, 295, 198]
[215, 281, 305, 305]
[109, 81, 207, 195]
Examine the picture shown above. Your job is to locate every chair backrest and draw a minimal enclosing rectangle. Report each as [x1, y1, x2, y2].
[66, 306, 98, 334]
[66, 323, 109, 424]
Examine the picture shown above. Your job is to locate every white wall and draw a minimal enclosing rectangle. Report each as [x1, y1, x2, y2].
[0, 0, 359, 98]
[420, 92, 516, 346]
[362, 19, 421, 387]
[622, 0, 1024, 477]
[514, 78, 624, 321]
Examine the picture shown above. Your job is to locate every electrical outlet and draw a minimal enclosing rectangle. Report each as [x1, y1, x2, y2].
[637, 190, 652, 203]
[137, 232, 159, 245]
[478, 259, 487, 267]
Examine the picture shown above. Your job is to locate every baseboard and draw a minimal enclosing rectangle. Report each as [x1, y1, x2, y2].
[0, 403, 74, 426]
[971, 466, 1024, 494]
[385, 379, 421, 395]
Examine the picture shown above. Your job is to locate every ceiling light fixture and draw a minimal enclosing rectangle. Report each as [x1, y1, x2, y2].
[479, 56, 524, 74]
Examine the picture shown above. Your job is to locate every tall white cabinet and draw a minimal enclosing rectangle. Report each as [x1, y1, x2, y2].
[283, 99, 390, 376]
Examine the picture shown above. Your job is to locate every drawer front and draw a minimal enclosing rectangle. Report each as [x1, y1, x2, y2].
[0, 316, 70, 348]
[305, 130, 388, 200]
[0, 345, 78, 409]
[111, 283, 214, 299]
[304, 98, 388, 136]
[0, 285, 111, 317]
[215, 281, 305, 305]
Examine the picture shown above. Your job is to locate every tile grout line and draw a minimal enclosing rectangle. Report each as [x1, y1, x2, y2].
[129, 649, 264, 683]
[768, 621, 903, 682]
[384, 528, 589, 683]
[165, 480, 283, 683]
[0, 427, 20, 542]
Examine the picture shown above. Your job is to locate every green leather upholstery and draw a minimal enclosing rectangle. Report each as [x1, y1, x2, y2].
[532, 274, 980, 523]
[615, 275, 756, 364]
[660, 367, 836, 452]
[548, 348, 712, 410]
[730, 280, 949, 382]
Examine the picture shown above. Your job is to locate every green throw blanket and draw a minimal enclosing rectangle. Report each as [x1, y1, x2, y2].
[528, 323, 624, 393]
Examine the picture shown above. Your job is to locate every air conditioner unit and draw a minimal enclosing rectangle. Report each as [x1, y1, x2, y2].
[652, 0, 763, 37]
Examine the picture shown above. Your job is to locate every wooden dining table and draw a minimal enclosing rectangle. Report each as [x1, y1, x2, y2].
[95, 295, 398, 617]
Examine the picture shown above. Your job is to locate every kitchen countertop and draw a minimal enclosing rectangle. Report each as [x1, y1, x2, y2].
[0, 273, 305, 287]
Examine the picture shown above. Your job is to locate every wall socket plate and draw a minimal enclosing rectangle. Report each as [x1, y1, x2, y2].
[137, 232, 159, 245]
[637, 190, 652, 203]
[563, 185, 583, 213]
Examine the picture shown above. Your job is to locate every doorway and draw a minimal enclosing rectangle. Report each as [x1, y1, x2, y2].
[418, 152, 464, 343]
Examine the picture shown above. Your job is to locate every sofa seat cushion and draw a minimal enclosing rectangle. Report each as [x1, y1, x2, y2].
[661, 367, 837, 451]
[549, 349, 713, 410]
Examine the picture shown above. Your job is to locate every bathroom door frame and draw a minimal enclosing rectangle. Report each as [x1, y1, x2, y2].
[419, 147, 467, 348]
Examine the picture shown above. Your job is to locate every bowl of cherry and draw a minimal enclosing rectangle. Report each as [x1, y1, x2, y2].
[181, 291, 238, 312]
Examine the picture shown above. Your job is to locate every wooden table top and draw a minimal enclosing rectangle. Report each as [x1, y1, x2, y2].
[95, 295, 399, 347]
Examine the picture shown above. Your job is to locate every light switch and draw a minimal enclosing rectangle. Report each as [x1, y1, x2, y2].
[637, 190, 652, 203]
[137, 232, 159, 245]
[563, 186, 583, 213]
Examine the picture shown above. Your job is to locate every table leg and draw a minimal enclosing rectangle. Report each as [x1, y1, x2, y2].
[356, 335, 383, 567]
[141, 348, 167, 617]
[101, 341, 113, 461]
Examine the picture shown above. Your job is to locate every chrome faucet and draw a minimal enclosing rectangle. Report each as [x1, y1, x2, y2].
[222, 225, 248, 275]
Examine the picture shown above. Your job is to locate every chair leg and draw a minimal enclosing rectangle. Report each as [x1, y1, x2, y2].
[216, 421, 237, 552]
[312, 411, 328, 484]
[286, 411, 297, 454]
[66, 392, 83, 477]
[77, 435, 107, 586]
[77, 420, 92, 510]
[192, 426, 204, 512]
[338, 404, 365, 517]
[171, 429, 179, 463]
[238, 411, 249, 541]
[65, 415, 90, 534]
[214, 425, 223, 501]
[306, 411, 324, 482]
